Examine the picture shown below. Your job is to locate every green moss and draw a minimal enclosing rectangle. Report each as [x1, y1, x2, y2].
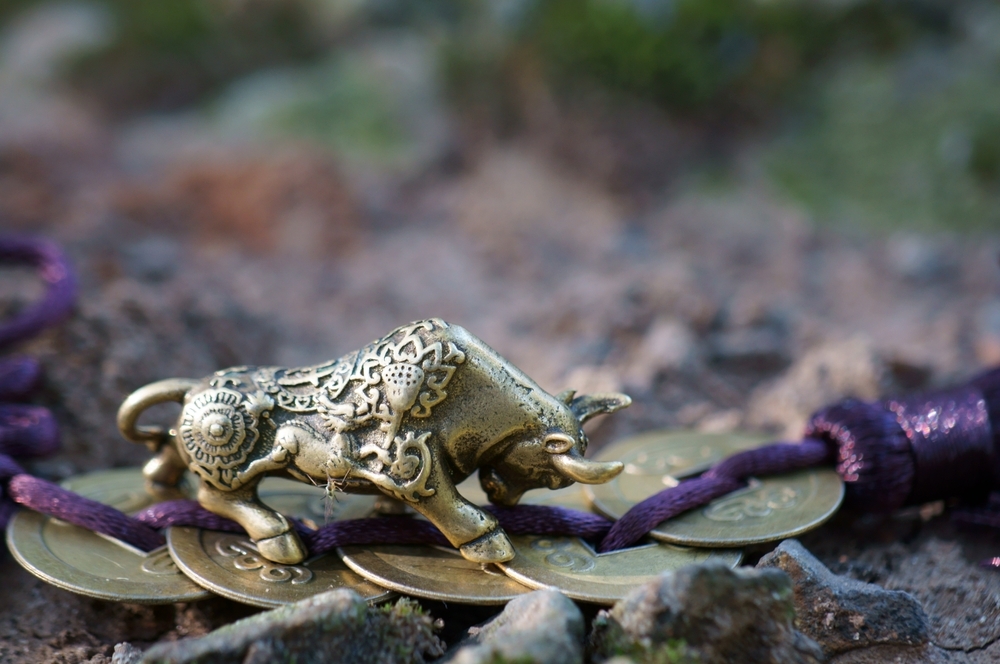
[520, 0, 953, 115]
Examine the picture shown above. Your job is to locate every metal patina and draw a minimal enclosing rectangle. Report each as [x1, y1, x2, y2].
[5, 469, 209, 604]
[337, 477, 541, 604]
[166, 478, 393, 608]
[587, 431, 845, 548]
[496, 483, 743, 604]
[119, 319, 630, 567]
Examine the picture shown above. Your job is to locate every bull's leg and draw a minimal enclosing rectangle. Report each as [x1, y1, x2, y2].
[143, 443, 187, 499]
[197, 481, 308, 565]
[406, 470, 514, 564]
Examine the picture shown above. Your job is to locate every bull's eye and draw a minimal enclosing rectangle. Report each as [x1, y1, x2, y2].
[543, 433, 574, 454]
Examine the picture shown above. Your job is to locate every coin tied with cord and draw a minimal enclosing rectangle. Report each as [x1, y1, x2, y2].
[118, 318, 631, 567]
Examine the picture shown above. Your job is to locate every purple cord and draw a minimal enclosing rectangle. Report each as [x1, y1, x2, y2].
[0, 237, 76, 351]
[6, 236, 1000, 568]
[0, 237, 75, 528]
[598, 439, 830, 552]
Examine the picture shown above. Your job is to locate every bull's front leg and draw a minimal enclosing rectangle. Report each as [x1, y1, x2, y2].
[407, 467, 515, 564]
[197, 480, 308, 565]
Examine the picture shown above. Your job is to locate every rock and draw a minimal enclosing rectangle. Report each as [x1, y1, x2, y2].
[139, 590, 444, 664]
[757, 539, 929, 655]
[624, 317, 699, 387]
[444, 589, 584, 664]
[708, 326, 789, 373]
[589, 564, 823, 664]
[745, 337, 890, 438]
[856, 539, 1000, 652]
[112, 643, 144, 664]
[827, 644, 949, 664]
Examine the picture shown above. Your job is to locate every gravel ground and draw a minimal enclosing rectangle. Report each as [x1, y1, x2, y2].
[4, 10, 1000, 662]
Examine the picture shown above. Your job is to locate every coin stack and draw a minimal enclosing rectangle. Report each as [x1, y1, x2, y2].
[5, 432, 843, 607]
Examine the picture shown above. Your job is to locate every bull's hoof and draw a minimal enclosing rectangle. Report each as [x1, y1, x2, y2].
[255, 531, 308, 565]
[459, 529, 515, 564]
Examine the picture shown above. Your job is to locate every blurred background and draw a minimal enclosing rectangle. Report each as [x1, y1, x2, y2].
[2, 0, 1000, 470]
[3, 3, 1000, 658]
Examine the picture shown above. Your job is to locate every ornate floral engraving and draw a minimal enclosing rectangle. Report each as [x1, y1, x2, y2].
[178, 388, 273, 489]
[215, 536, 313, 584]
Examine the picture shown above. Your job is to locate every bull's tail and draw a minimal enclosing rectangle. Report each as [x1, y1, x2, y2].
[117, 378, 200, 451]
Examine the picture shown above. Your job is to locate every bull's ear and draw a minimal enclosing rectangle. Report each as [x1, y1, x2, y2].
[570, 393, 632, 423]
[555, 389, 576, 405]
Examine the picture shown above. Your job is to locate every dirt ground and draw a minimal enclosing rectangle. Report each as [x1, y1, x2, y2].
[4, 8, 1000, 662]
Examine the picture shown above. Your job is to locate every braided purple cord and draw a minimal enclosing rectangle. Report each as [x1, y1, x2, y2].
[135, 499, 612, 554]
[488, 504, 612, 541]
[806, 399, 915, 511]
[887, 386, 994, 505]
[7, 474, 165, 551]
[306, 517, 451, 551]
[134, 500, 245, 532]
[0, 404, 59, 458]
[0, 237, 76, 351]
[0, 357, 42, 401]
[598, 439, 831, 552]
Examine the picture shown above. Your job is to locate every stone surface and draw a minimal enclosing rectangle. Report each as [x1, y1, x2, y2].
[757, 539, 929, 655]
[589, 564, 823, 664]
[858, 539, 1000, 653]
[745, 337, 891, 438]
[112, 642, 144, 664]
[828, 644, 951, 664]
[138, 590, 443, 664]
[444, 589, 584, 664]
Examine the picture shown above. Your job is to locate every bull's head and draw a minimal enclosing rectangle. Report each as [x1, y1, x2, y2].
[479, 390, 631, 505]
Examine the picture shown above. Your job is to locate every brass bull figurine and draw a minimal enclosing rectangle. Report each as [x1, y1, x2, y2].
[118, 319, 629, 565]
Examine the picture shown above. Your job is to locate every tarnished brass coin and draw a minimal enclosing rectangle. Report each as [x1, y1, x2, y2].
[586, 431, 845, 547]
[5, 468, 210, 604]
[497, 484, 743, 604]
[337, 477, 533, 605]
[337, 543, 533, 605]
[167, 478, 394, 608]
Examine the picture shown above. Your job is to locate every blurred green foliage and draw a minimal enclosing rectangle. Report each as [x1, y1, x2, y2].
[66, 0, 327, 114]
[767, 36, 1000, 233]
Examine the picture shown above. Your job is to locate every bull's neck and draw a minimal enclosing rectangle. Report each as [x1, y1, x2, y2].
[429, 338, 556, 476]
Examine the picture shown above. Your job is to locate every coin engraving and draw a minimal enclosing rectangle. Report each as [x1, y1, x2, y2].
[587, 431, 844, 547]
[702, 480, 799, 522]
[215, 536, 314, 585]
[486, 484, 744, 604]
[530, 537, 596, 573]
[166, 483, 391, 608]
[140, 548, 183, 576]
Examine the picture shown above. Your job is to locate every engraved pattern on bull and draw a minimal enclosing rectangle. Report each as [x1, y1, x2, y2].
[118, 319, 630, 566]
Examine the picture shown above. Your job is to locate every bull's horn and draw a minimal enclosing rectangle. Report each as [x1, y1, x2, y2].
[552, 454, 623, 484]
[555, 389, 576, 404]
[570, 393, 632, 424]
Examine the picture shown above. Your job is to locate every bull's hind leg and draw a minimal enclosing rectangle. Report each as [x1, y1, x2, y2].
[197, 481, 308, 565]
[143, 443, 188, 499]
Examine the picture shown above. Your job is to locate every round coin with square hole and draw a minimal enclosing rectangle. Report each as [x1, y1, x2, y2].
[585, 431, 844, 547]
[5, 468, 210, 604]
[166, 478, 393, 608]
[496, 483, 742, 604]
